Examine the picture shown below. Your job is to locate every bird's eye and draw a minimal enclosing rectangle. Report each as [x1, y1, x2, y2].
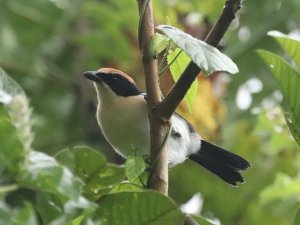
[171, 129, 181, 138]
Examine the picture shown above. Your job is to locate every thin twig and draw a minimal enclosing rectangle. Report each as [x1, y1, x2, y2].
[138, 0, 150, 50]
[158, 41, 171, 73]
[159, 49, 183, 76]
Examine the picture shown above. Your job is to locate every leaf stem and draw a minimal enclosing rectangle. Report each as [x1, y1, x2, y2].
[159, 49, 183, 76]
[158, 41, 171, 74]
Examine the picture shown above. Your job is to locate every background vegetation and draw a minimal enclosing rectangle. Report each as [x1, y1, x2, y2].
[1, 0, 300, 224]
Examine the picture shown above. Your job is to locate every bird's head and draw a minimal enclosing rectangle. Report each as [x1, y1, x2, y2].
[83, 68, 141, 98]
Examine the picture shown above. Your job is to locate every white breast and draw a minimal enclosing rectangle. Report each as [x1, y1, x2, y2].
[97, 94, 150, 158]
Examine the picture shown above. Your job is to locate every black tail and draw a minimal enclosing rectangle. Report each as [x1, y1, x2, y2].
[189, 140, 251, 186]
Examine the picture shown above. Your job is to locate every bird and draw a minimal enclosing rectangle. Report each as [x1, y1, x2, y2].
[83, 68, 251, 186]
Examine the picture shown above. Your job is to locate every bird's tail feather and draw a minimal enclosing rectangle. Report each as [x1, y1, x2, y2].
[189, 140, 251, 186]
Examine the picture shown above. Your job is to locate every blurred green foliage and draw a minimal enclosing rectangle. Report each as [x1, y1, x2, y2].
[0, 69, 193, 225]
[1, 0, 300, 225]
[258, 31, 300, 145]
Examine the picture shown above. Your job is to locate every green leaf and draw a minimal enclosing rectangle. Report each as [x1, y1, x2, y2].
[55, 146, 125, 200]
[94, 191, 184, 225]
[257, 49, 300, 145]
[0, 201, 38, 225]
[0, 68, 33, 151]
[0, 69, 34, 176]
[35, 192, 95, 225]
[55, 146, 107, 177]
[35, 193, 63, 225]
[0, 107, 25, 176]
[191, 215, 216, 225]
[157, 25, 239, 75]
[167, 48, 198, 111]
[0, 68, 24, 104]
[125, 156, 146, 182]
[293, 206, 300, 225]
[72, 215, 84, 225]
[21, 151, 85, 200]
[149, 33, 169, 56]
[110, 182, 144, 193]
[268, 31, 300, 68]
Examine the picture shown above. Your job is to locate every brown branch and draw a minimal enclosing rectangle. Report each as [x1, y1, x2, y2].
[136, 0, 242, 195]
[137, 0, 169, 194]
[157, 0, 242, 119]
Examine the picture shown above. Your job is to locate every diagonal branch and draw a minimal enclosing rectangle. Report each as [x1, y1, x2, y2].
[157, 0, 242, 119]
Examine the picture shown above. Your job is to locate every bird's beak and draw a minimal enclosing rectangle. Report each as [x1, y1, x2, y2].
[82, 71, 102, 83]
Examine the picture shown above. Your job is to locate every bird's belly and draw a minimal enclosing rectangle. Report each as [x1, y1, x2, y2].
[97, 97, 150, 158]
[101, 118, 149, 157]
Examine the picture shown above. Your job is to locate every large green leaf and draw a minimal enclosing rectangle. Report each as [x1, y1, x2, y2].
[21, 151, 84, 200]
[55, 146, 125, 200]
[167, 48, 198, 111]
[268, 31, 300, 69]
[157, 25, 239, 75]
[20, 150, 95, 225]
[94, 191, 184, 225]
[257, 49, 300, 145]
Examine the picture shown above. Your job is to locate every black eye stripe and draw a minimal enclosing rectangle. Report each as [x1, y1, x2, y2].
[99, 73, 141, 97]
